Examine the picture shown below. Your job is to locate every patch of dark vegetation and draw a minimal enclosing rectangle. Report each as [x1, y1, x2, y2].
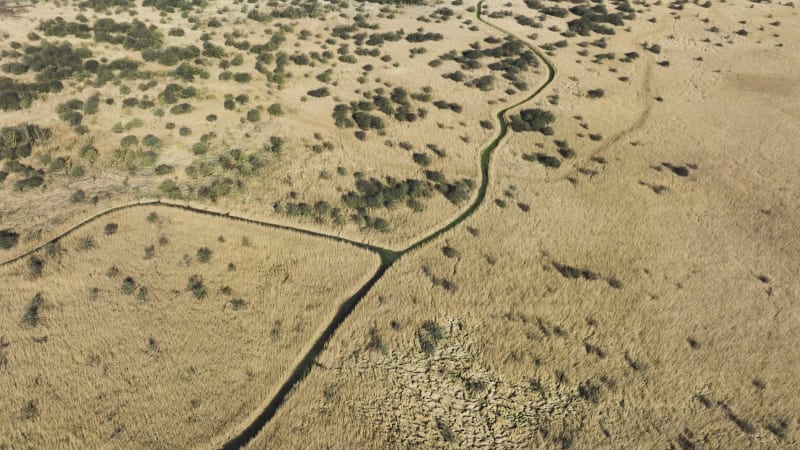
[662, 162, 691, 177]
[187, 275, 207, 299]
[438, 36, 538, 91]
[509, 108, 555, 134]
[1, 124, 51, 161]
[416, 320, 443, 355]
[552, 262, 600, 281]
[522, 152, 561, 168]
[22, 293, 44, 327]
[577, 379, 603, 404]
[104, 223, 119, 235]
[0, 229, 20, 250]
[338, 173, 474, 221]
[0, 41, 149, 111]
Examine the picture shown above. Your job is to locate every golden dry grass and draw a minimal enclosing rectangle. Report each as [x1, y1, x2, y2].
[246, 1, 800, 448]
[0, 0, 798, 448]
[0, 206, 379, 449]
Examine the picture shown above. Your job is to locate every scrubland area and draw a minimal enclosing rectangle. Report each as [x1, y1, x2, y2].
[1, 0, 798, 448]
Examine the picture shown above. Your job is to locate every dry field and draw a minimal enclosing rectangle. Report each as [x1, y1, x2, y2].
[247, 0, 800, 449]
[0, 206, 379, 448]
[0, 0, 798, 448]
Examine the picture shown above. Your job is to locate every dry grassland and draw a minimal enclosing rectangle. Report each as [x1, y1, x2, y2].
[247, 0, 800, 448]
[0, 0, 544, 249]
[0, 206, 379, 449]
[0, 0, 798, 448]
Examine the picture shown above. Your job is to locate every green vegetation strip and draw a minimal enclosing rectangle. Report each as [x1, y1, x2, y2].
[0, 2, 555, 447]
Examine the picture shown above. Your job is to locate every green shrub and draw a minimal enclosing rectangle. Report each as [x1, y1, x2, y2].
[233, 72, 252, 83]
[15, 175, 44, 192]
[196, 247, 212, 262]
[522, 152, 561, 168]
[120, 135, 139, 147]
[412, 152, 431, 166]
[70, 189, 87, 203]
[246, 108, 260, 122]
[121, 276, 136, 294]
[170, 103, 192, 114]
[159, 179, 182, 198]
[69, 165, 85, 178]
[154, 164, 174, 175]
[307, 87, 330, 97]
[142, 134, 162, 148]
[509, 108, 555, 134]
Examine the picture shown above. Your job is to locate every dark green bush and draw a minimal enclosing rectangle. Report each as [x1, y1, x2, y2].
[196, 246, 212, 262]
[0, 229, 20, 250]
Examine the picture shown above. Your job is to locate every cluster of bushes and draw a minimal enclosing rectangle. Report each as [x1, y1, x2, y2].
[523, 152, 561, 168]
[143, 0, 205, 13]
[267, 1, 326, 19]
[338, 170, 474, 218]
[171, 62, 209, 82]
[365, 31, 404, 46]
[333, 104, 384, 131]
[94, 19, 163, 52]
[357, 0, 424, 5]
[274, 200, 346, 224]
[56, 99, 91, 134]
[567, 3, 631, 36]
[342, 176, 433, 211]
[38, 18, 91, 39]
[196, 176, 243, 202]
[333, 86, 430, 132]
[142, 45, 201, 66]
[508, 108, 555, 134]
[0, 229, 19, 250]
[78, 0, 135, 11]
[406, 31, 443, 43]
[433, 100, 462, 113]
[0, 42, 91, 111]
[439, 37, 537, 91]
[0, 124, 51, 161]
